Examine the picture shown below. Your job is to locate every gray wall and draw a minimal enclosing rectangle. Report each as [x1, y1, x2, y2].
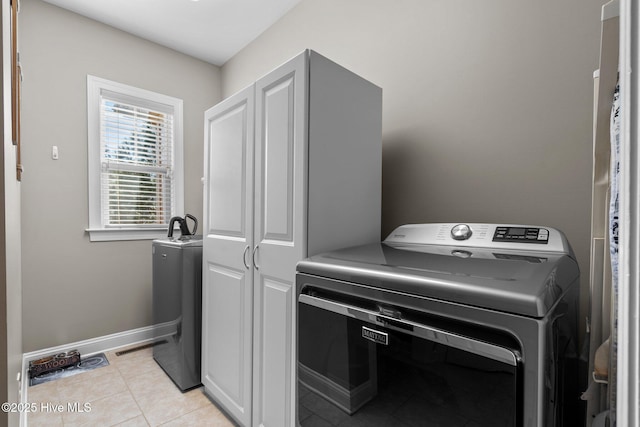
[20, 0, 221, 352]
[18, 0, 604, 353]
[221, 0, 604, 331]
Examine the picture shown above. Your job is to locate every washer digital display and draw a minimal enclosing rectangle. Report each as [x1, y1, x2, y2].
[493, 226, 549, 244]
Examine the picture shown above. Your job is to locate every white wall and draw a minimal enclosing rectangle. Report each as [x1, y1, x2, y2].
[221, 0, 605, 333]
[19, 0, 221, 352]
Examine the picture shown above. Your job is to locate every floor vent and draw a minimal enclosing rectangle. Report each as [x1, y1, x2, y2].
[115, 340, 167, 356]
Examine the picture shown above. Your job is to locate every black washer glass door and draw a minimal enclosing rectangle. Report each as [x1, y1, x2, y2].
[298, 298, 519, 427]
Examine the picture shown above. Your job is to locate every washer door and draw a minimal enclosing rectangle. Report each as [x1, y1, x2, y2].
[297, 290, 522, 427]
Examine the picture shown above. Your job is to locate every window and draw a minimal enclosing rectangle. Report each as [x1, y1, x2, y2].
[87, 76, 184, 241]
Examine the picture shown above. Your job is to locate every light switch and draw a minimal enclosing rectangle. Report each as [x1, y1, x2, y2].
[52, 146, 59, 160]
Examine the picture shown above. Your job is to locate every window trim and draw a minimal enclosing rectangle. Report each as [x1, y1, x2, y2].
[86, 75, 184, 242]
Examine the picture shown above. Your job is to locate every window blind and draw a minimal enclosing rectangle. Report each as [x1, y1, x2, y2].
[100, 96, 175, 227]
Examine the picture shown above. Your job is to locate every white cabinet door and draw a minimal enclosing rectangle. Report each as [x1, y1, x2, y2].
[252, 53, 307, 427]
[203, 86, 254, 427]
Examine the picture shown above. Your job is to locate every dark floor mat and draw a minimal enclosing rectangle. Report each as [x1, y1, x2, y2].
[29, 353, 110, 386]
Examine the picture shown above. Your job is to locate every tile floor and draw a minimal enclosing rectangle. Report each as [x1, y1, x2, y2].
[25, 345, 234, 427]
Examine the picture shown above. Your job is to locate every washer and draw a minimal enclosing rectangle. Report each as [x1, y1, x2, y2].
[296, 223, 582, 427]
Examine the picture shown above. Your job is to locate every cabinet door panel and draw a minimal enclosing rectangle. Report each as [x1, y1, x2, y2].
[253, 51, 307, 427]
[261, 76, 295, 242]
[255, 55, 306, 258]
[203, 264, 249, 404]
[207, 101, 249, 238]
[203, 86, 254, 427]
[255, 277, 292, 427]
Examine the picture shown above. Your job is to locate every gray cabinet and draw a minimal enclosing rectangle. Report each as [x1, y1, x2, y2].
[202, 50, 382, 427]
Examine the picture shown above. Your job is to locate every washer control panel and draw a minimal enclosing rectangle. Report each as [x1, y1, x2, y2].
[492, 226, 548, 244]
[384, 223, 573, 255]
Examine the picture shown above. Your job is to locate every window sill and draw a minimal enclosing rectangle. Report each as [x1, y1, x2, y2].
[86, 227, 169, 242]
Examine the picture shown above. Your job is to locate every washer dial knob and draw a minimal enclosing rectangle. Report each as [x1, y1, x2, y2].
[451, 224, 472, 240]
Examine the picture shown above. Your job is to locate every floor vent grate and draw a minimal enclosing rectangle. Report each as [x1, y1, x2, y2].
[115, 340, 167, 356]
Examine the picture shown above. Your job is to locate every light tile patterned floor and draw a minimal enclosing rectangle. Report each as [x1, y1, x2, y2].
[25, 345, 234, 427]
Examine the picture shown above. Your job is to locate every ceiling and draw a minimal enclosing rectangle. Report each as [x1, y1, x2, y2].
[41, 0, 302, 66]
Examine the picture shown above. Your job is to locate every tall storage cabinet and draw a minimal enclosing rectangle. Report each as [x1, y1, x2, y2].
[202, 50, 382, 427]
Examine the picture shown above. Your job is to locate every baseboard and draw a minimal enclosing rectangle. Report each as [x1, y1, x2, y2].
[20, 324, 166, 426]
[25, 326, 153, 362]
